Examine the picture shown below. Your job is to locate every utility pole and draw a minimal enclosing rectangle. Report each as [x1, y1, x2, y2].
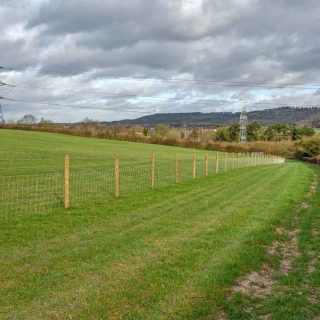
[239, 107, 248, 143]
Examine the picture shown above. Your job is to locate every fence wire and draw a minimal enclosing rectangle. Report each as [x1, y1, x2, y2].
[0, 173, 64, 219]
[0, 153, 284, 220]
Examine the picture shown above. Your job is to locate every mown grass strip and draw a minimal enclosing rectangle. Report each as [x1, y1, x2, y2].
[0, 161, 313, 319]
[224, 165, 320, 320]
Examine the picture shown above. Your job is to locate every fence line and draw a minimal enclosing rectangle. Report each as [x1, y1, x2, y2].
[0, 152, 285, 220]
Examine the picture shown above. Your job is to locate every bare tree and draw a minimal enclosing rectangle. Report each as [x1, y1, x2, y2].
[17, 114, 37, 124]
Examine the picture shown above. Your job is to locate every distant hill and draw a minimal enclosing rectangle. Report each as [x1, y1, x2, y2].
[106, 107, 320, 127]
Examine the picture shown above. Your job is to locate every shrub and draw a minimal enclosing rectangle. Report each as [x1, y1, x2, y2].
[295, 136, 320, 157]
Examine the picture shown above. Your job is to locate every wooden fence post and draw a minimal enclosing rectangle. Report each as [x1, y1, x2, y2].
[175, 154, 179, 183]
[193, 153, 196, 179]
[205, 153, 208, 177]
[115, 155, 120, 198]
[64, 154, 70, 209]
[151, 153, 155, 189]
[237, 153, 240, 169]
[216, 152, 219, 174]
[231, 153, 234, 170]
[224, 152, 227, 172]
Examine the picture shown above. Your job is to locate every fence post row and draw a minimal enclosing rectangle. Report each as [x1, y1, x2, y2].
[115, 155, 120, 198]
[151, 153, 155, 189]
[84, 152, 284, 202]
[7, 150, 289, 218]
[64, 154, 70, 209]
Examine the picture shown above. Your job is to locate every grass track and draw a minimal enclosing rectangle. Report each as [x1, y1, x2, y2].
[225, 165, 320, 319]
[0, 159, 316, 319]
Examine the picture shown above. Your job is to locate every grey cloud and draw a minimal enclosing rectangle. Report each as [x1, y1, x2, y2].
[28, 0, 233, 43]
[1, 0, 320, 122]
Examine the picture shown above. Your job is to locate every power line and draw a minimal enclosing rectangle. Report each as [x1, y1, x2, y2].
[1, 95, 319, 117]
[2, 81, 254, 105]
[2, 81, 320, 108]
[0, 97, 152, 114]
[1, 65, 320, 90]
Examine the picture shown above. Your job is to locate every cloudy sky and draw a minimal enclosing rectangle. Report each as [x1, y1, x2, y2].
[0, 0, 320, 122]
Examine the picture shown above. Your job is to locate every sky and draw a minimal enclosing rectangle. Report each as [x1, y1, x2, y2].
[0, 0, 320, 123]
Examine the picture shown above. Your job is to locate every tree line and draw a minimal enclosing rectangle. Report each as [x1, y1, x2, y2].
[213, 122, 315, 142]
[3, 114, 319, 159]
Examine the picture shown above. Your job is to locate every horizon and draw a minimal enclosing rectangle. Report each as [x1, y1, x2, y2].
[7, 105, 320, 126]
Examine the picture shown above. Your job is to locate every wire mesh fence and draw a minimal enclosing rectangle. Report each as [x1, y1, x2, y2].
[0, 152, 284, 220]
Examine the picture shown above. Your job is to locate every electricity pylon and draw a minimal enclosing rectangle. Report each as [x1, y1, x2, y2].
[239, 107, 248, 143]
[0, 103, 5, 125]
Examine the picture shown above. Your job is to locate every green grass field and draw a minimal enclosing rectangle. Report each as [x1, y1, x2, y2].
[1, 129, 319, 319]
[0, 129, 277, 175]
[0, 130, 276, 219]
[0, 129, 220, 175]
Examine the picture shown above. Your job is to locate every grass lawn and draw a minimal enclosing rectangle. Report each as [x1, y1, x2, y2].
[0, 129, 221, 176]
[1, 158, 319, 319]
[0, 129, 318, 319]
